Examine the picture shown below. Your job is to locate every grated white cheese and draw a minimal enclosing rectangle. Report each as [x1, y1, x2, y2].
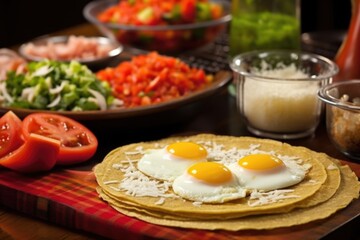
[307, 180, 318, 185]
[197, 140, 261, 165]
[248, 189, 300, 207]
[155, 197, 165, 205]
[109, 186, 121, 191]
[113, 158, 176, 199]
[327, 164, 338, 170]
[112, 163, 122, 170]
[104, 180, 121, 185]
[192, 201, 203, 207]
[124, 146, 145, 155]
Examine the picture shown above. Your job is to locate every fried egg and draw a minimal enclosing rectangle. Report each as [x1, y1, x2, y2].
[172, 162, 247, 203]
[228, 154, 307, 191]
[137, 142, 208, 181]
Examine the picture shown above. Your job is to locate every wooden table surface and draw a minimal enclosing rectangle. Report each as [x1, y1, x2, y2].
[1, 23, 359, 240]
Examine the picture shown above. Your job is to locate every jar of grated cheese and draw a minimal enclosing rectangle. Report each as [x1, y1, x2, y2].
[230, 50, 338, 139]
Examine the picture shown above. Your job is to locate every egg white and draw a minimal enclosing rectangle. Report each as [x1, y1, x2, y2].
[228, 158, 307, 191]
[172, 172, 247, 203]
[137, 147, 207, 181]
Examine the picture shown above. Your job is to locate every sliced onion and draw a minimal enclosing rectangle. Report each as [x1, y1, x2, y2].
[88, 89, 107, 110]
[0, 82, 13, 103]
[49, 81, 67, 94]
[109, 98, 124, 109]
[21, 87, 35, 102]
[47, 94, 61, 108]
[32, 65, 53, 77]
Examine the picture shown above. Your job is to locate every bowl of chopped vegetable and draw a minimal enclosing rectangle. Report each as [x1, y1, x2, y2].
[0, 53, 232, 122]
[18, 35, 123, 70]
[83, 0, 231, 54]
[0, 60, 119, 113]
[318, 80, 360, 161]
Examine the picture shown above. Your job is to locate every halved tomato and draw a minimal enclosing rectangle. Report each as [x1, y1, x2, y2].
[22, 113, 98, 165]
[0, 111, 24, 158]
[0, 133, 59, 173]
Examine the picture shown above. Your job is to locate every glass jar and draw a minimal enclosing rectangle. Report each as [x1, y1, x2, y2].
[229, 0, 301, 56]
[230, 50, 338, 139]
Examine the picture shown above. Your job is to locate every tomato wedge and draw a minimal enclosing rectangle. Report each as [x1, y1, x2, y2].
[0, 133, 59, 173]
[22, 113, 98, 165]
[0, 111, 24, 158]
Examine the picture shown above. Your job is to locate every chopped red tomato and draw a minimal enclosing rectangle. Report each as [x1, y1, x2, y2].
[96, 0, 225, 52]
[181, 0, 196, 22]
[96, 52, 213, 107]
[98, 0, 223, 25]
[0, 134, 59, 173]
[0, 111, 24, 158]
[22, 113, 98, 166]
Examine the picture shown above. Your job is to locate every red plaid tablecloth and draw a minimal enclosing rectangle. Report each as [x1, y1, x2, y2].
[0, 169, 239, 240]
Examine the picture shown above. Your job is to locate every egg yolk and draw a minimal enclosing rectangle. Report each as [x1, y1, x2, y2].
[238, 154, 285, 171]
[187, 162, 232, 185]
[166, 142, 207, 160]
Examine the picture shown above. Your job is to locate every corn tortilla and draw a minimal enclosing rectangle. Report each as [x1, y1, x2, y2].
[100, 165, 359, 230]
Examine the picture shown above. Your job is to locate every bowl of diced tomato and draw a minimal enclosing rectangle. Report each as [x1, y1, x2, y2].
[83, 0, 231, 54]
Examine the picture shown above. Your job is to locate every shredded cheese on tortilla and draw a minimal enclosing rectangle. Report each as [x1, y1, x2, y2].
[248, 189, 299, 207]
[113, 158, 176, 200]
[327, 164, 338, 170]
[110, 141, 310, 207]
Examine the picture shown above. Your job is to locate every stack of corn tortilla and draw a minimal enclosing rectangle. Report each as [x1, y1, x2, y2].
[94, 134, 360, 230]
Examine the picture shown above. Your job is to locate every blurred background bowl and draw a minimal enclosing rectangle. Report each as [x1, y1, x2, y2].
[230, 50, 338, 140]
[83, 0, 231, 54]
[19, 35, 123, 70]
[318, 80, 360, 161]
[0, 48, 27, 80]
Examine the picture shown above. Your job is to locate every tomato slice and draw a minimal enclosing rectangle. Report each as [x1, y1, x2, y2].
[0, 133, 59, 173]
[0, 111, 24, 158]
[22, 113, 98, 165]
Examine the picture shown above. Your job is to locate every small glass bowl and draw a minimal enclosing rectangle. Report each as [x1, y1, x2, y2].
[230, 50, 338, 139]
[318, 80, 360, 160]
[83, 0, 231, 54]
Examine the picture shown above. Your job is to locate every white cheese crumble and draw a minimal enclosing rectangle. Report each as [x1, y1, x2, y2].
[103, 180, 121, 185]
[192, 201, 203, 207]
[155, 197, 165, 205]
[118, 158, 175, 198]
[124, 146, 145, 155]
[248, 189, 300, 207]
[327, 164, 338, 170]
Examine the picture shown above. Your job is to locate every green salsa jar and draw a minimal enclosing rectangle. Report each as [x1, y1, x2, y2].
[229, 0, 301, 56]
